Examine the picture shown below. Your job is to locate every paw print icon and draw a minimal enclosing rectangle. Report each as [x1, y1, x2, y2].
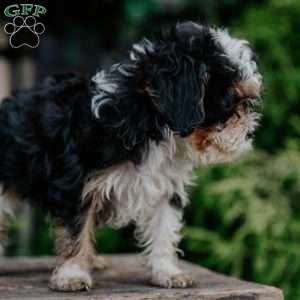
[4, 16, 45, 48]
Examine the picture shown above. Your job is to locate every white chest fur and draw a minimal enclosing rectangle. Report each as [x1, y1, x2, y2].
[82, 136, 199, 227]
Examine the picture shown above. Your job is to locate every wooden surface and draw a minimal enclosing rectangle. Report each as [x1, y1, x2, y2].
[0, 255, 283, 300]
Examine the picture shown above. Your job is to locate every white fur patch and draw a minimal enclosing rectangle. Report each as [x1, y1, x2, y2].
[136, 200, 183, 274]
[82, 135, 198, 228]
[211, 28, 262, 87]
[51, 262, 92, 289]
[130, 38, 154, 61]
[91, 70, 118, 118]
[92, 70, 118, 94]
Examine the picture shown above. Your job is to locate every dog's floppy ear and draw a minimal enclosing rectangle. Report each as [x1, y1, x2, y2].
[132, 25, 209, 137]
[146, 59, 207, 137]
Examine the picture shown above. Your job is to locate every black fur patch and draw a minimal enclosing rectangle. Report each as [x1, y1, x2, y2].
[169, 193, 184, 210]
[0, 73, 148, 229]
[94, 22, 242, 145]
[0, 22, 255, 232]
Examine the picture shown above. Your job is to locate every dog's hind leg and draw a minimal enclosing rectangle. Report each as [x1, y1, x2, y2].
[0, 186, 20, 255]
[49, 201, 106, 292]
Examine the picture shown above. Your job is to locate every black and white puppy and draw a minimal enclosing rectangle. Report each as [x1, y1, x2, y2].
[0, 22, 262, 291]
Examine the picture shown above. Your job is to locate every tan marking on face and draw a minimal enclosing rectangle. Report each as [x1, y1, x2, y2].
[189, 128, 212, 151]
[235, 79, 261, 98]
[188, 103, 251, 154]
[189, 103, 241, 151]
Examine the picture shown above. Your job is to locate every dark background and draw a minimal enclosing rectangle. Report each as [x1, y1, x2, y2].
[0, 1, 300, 299]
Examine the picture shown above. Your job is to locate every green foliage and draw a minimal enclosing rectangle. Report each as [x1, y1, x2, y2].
[124, 0, 161, 24]
[96, 226, 138, 254]
[230, 0, 300, 151]
[6, 1, 300, 299]
[184, 144, 300, 299]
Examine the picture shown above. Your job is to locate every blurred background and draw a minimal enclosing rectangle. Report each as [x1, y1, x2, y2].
[0, 0, 300, 299]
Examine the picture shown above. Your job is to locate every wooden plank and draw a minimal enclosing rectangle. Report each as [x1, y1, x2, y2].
[0, 255, 284, 300]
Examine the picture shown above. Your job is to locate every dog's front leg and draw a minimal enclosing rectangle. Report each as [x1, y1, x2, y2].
[136, 197, 194, 288]
[49, 204, 105, 292]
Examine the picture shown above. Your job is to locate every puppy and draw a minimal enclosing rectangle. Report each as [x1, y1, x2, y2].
[0, 22, 262, 291]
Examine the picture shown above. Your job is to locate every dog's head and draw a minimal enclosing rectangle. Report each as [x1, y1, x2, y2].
[92, 22, 262, 161]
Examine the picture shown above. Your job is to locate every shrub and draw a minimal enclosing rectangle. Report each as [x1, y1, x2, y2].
[184, 145, 300, 300]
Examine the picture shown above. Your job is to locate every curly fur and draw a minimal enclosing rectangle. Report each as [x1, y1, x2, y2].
[0, 22, 262, 291]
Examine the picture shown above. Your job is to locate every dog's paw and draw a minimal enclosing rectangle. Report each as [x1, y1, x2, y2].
[49, 263, 92, 292]
[151, 271, 194, 288]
